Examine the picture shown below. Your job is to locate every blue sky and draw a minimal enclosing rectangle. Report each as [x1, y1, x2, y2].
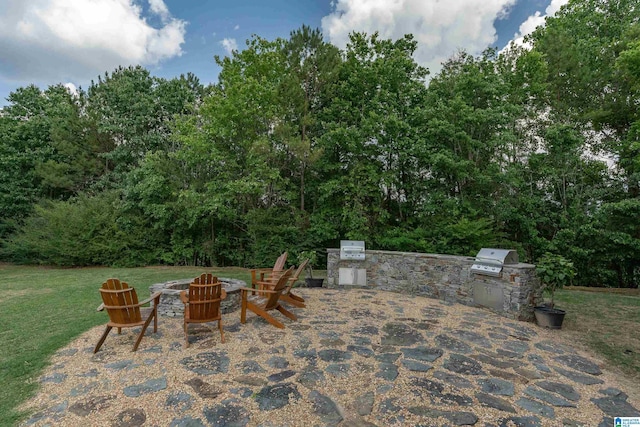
[0, 0, 567, 106]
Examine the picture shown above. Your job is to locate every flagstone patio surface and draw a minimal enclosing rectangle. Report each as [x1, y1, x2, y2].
[21, 288, 640, 426]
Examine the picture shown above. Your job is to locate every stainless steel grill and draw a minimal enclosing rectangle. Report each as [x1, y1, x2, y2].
[470, 248, 519, 277]
[340, 240, 365, 260]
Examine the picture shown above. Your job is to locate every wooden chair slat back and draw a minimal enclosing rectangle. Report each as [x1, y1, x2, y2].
[102, 278, 129, 290]
[292, 259, 309, 282]
[192, 273, 216, 285]
[100, 288, 142, 324]
[264, 267, 294, 310]
[189, 276, 222, 321]
[281, 259, 309, 293]
[273, 252, 288, 272]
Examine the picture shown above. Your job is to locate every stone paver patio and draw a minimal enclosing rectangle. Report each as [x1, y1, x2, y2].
[21, 288, 640, 426]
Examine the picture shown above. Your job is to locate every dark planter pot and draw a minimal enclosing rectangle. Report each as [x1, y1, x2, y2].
[305, 278, 324, 288]
[534, 306, 566, 329]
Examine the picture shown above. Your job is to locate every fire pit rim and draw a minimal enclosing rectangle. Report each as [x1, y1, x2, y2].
[149, 277, 246, 317]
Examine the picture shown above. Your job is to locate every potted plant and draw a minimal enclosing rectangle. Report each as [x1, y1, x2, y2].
[298, 250, 324, 287]
[534, 252, 576, 329]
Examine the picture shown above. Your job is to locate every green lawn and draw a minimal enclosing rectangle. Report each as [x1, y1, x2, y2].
[2, 265, 639, 425]
[554, 287, 640, 383]
[0, 264, 251, 426]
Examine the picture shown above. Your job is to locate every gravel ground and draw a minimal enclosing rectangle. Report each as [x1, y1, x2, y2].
[20, 288, 640, 427]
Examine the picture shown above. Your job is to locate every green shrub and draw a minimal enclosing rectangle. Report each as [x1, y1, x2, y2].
[536, 252, 576, 307]
[2, 191, 167, 266]
[297, 250, 319, 278]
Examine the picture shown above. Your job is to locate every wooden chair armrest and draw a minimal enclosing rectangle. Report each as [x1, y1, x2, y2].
[255, 280, 276, 292]
[240, 287, 281, 295]
[250, 268, 274, 273]
[139, 291, 162, 306]
[250, 269, 273, 286]
[258, 270, 286, 285]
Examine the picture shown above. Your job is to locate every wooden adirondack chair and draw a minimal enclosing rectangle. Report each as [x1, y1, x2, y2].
[249, 251, 288, 290]
[180, 273, 227, 347]
[241, 267, 296, 328]
[96, 278, 131, 328]
[259, 259, 308, 308]
[94, 279, 161, 353]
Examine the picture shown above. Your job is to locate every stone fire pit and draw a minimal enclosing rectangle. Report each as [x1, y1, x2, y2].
[149, 277, 245, 317]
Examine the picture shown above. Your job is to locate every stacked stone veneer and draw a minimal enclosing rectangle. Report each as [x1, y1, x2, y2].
[149, 277, 245, 317]
[326, 249, 542, 321]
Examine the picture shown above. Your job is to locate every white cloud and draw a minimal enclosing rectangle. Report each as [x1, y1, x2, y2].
[0, 0, 186, 84]
[63, 82, 77, 96]
[544, 0, 567, 16]
[148, 0, 170, 23]
[234, 24, 240, 30]
[508, 0, 569, 49]
[220, 38, 238, 55]
[321, 0, 518, 76]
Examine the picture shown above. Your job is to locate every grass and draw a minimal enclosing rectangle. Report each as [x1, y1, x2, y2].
[0, 264, 251, 426]
[554, 287, 640, 385]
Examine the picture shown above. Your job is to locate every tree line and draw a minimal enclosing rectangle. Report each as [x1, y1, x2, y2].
[1, 0, 639, 287]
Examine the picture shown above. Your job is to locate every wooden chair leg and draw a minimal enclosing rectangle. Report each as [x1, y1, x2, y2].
[219, 319, 225, 343]
[281, 294, 306, 308]
[250, 271, 257, 295]
[184, 321, 189, 348]
[289, 292, 305, 303]
[277, 304, 297, 321]
[117, 327, 122, 334]
[262, 312, 285, 328]
[256, 310, 284, 329]
[240, 294, 247, 324]
[94, 326, 113, 353]
[133, 312, 155, 352]
[249, 304, 285, 328]
[153, 306, 158, 333]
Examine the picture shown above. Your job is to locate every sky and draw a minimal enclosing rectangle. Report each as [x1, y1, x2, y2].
[0, 0, 569, 106]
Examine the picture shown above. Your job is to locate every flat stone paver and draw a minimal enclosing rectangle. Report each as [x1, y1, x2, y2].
[20, 288, 640, 426]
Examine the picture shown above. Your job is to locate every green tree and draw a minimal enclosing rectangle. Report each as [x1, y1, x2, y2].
[526, 0, 640, 285]
[530, 0, 638, 134]
[169, 36, 295, 265]
[0, 113, 38, 237]
[418, 49, 529, 254]
[318, 32, 429, 241]
[529, 0, 640, 196]
[87, 66, 203, 180]
[0, 84, 99, 238]
[278, 25, 341, 213]
[33, 85, 104, 199]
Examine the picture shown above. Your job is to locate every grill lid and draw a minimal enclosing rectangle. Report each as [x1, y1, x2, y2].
[474, 248, 519, 264]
